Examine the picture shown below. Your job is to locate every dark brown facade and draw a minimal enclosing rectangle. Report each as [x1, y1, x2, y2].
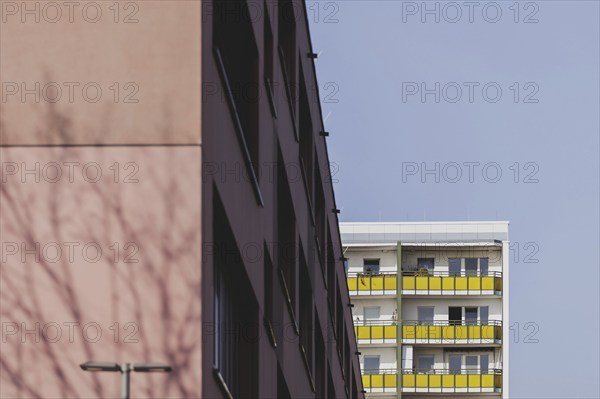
[202, 1, 364, 398]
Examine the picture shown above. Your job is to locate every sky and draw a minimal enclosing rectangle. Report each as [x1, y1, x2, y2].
[308, 1, 600, 397]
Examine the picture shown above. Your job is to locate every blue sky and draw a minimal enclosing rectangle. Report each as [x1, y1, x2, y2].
[309, 1, 600, 397]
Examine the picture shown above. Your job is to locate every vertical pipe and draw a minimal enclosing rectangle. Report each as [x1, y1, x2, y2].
[121, 363, 131, 399]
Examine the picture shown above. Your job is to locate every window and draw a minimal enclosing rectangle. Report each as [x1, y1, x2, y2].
[449, 355, 462, 374]
[465, 307, 478, 325]
[299, 71, 314, 204]
[363, 356, 380, 374]
[417, 356, 435, 374]
[480, 257, 489, 276]
[212, 192, 258, 397]
[480, 354, 489, 374]
[213, 0, 259, 170]
[299, 251, 314, 375]
[363, 259, 380, 273]
[449, 306, 462, 325]
[278, 0, 297, 116]
[465, 258, 478, 276]
[417, 258, 434, 274]
[465, 356, 478, 374]
[449, 258, 461, 276]
[264, 4, 274, 85]
[418, 306, 434, 324]
[363, 307, 380, 321]
[480, 306, 489, 324]
[277, 151, 296, 313]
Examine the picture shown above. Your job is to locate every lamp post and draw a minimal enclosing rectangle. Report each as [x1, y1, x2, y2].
[80, 361, 172, 399]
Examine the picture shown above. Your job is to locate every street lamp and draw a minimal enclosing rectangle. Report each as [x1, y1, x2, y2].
[80, 361, 172, 399]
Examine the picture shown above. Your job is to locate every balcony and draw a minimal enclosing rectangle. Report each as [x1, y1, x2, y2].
[401, 369, 502, 393]
[354, 320, 397, 345]
[402, 320, 502, 345]
[347, 272, 397, 296]
[361, 369, 397, 393]
[402, 271, 502, 296]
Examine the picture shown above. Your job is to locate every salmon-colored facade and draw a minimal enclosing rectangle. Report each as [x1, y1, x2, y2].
[1, 2, 203, 398]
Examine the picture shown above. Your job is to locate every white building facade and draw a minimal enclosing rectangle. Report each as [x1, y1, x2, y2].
[342, 222, 509, 399]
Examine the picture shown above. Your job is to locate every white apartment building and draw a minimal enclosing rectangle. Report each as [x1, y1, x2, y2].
[341, 222, 509, 399]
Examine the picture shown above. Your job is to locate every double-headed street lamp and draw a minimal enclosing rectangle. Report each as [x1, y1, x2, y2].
[80, 361, 172, 399]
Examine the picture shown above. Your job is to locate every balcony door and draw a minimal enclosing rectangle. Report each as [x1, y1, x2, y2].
[465, 307, 478, 325]
[417, 306, 434, 325]
[417, 258, 434, 275]
[465, 258, 478, 276]
[449, 258, 461, 276]
[417, 355, 435, 374]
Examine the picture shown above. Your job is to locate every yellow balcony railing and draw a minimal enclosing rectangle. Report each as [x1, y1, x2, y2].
[402, 271, 502, 295]
[402, 320, 502, 344]
[362, 369, 397, 392]
[354, 320, 397, 344]
[401, 369, 502, 393]
[347, 272, 397, 296]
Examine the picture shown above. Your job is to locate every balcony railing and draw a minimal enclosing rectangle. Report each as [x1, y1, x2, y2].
[402, 270, 502, 295]
[354, 320, 397, 344]
[401, 368, 502, 393]
[402, 320, 502, 344]
[361, 369, 397, 393]
[347, 272, 397, 296]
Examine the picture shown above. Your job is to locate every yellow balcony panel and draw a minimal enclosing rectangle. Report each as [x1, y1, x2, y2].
[403, 276, 415, 290]
[468, 325, 481, 339]
[429, 276, 442, 290]
[442, 374, 455, 388]
[429, 374, 442, 388]
[455, 326, 468, 340]
[482, 374, 494, 388]
[384, 374, 397, 388]
[468, 374, 482, 387]
[371, 374, 384, 388]
[384, 275, 397, 290]
[482, 325, 494, 339]
[455, 374, 468, 388]
[356, 326, 370, 340]
[357, 277, 371, 290]
[384, 325, 397, 339]
[371, 276, 384, 290]
[371, 325, 384, 339]
[403, 325, 416, 339]
[347, 277, 357, 291]
[416, 276, 429, 290]
[403, 374, 415, 388]
[481, 276, 494, 290]
[442, 277, 455, 290]
[415, 374, 429, 388]
[455, 277, 468, 290]
[468, 276, 481, 290]
[442, 325, 455, 339]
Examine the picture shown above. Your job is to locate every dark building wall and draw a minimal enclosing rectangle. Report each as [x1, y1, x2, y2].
[202, 1, 363, 398]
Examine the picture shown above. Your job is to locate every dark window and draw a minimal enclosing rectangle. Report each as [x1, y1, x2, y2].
[449, 355, 462, 374]
[449, 306, 462, 325]
[363, 259, 380, 273]
[326, 226, 336, 310]
[278, 0, 297, 109]
[315, 322, 326, 397]
[278, 151, 297, 314]
[480, 306, 489, 324]
[299, 250, 314, 375]
[299, 72, 314, 202]
[212, 193, 258, 398]
[213, 0, 259, 169]
[417, 306, 434, 324]
[264, 244, 276, 346]
[480, 354, 489, 374]
[314, 161, 326, 257]
[465, 258, 478, 276]
[264, 3, 274, 84]
[449, 258, 461, 276]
